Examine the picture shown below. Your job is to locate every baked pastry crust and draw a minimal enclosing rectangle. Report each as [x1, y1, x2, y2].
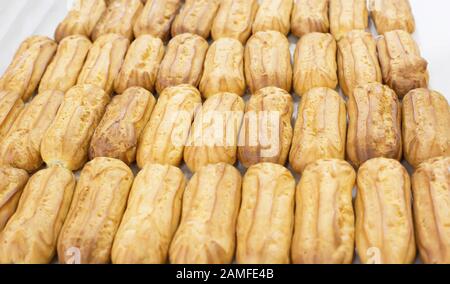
[184, 92, 244, 173]
[171, 0, 221, 39]
[355, 158, 416, 264]
[0, 167, 29, 232]
[245, 31, 292, 94]
[211, 0, 259, 44]
[347, 83, 402, 168]
[170, 163, 242, 264]
[412, 157, 450, 264]
[0, 166, 75, 264]
[291, 0, 329, 37]
[39, 35, 92, 93]
[41, 84, 110, 171]
[89, 87, 155, 164]
[0, 36, 57, 101]
[236, 163, 295, 264]
[337, 30, 382, 97]
[77, 34, 130, 95]
[112, 163, 186, 264]
[57, 157, 134, 264]
[55, 0, 106, 42]
[402, 89, 450, 167]
[293, 32, 338, 96]
[0, 90, 64, 173]
[289, 88, 347, 173]
[369, 0, 415, 34]
[199, 38, 246, 99]
[238, 87, 293, 168]
[114, 35, 165, 94]
[137, 85, 201, 168]
[377, 30, 429, 98]
[0, 90, 24, 139]
[329, 0, 368, 40]
[155, 33, 208, 94]
[252, 0, 293, 35]
[133, 0, 182, 41]
[92, 0, 143, 41]
[291, 159, 356, 264]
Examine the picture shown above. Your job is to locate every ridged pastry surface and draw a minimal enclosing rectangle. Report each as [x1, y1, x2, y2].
[236, 163, 295, 264]
[412, 157, 450, 264]
[355, 158, 416, 264]
[112, 163, 186, 264]
[170, 163, 242, 264]
[0, 166, 75, 264]
[57, 157, 134, 264]
[291, 159, 356, 264]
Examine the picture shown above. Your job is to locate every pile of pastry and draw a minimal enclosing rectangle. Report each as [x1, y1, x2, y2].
[0, 0, 448, 264]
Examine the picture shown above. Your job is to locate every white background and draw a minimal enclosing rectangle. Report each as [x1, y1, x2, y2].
[0, 0, 449, 99]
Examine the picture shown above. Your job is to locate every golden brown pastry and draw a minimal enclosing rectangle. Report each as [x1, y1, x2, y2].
[252, 0, 293, 35]
[199, 38, 246, 99]
[170, 163, 242, 264]
[155, 33, 208, 94]
[369, 0, 415, 34]
[347, 83, 402, 168]
[377, 30, 429, 98]
[291, 0, 329, 37]
[0, 36, 57, 101]
[355, 158, 416, 264]
[329, 0, 369, 40]
[238, 87, 293, 168]
[0, 167, 28, 232]
[211, 0, 259, 44]
[137, 85, 201, 168]
[0, 90, 64, 173]
[337, 30, 382, 97]
[289, 88, 347, 173]
[291, 159, 356, 264]
[0, 166, 75, 264]
[245, 31, 292, 94]
[402, 89, 450, 168]
[0, 90, 24, 139]
[77, 34, 130, 95]
[133, 0, 182, 41]
[412, 157, 450, 264]
[89, 87, 155, 164]
[57, 157, 134, 264]
[41, 84, 110, 171]
[171, 0, 221, 38]
[114, 35, 165, 94]
[236, 163, 295, 264]
[91, 0, 143, 41]
[357, 92, 393, 161]
[55, 0, 107, 42]
[293, 32, 337, 96]
[112, 163, 186, 264]
[38, 35, 92, 93]
[184, 92, 245, 173]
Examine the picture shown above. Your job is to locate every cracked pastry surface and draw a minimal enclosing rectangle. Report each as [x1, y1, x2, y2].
[289, 87, 347, 173]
